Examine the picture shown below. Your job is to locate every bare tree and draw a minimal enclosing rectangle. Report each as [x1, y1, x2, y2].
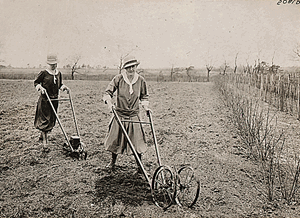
[114, 45, 140, 73]
[270, 51, 280, 74]
[0, 42, 4, 62]
[294, 43, 300, 59]
[204, 50, 214, 81]
[220, 60, 229, 75]
[116, 53, 134, 74]
[271, 51, 276, 66]
[186, 66, 194, 82]
[116, 55, 123, 74]
[243, 63, 252, 74]
[233, 53, 238, 74]
[206, 64, 213, 82]
[170, 64, 175, 81]
[70, 55, 81, 80]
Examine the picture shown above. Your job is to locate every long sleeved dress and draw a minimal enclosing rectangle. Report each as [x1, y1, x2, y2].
[34, 70, 63, 132]
[103, 73, 149, 155]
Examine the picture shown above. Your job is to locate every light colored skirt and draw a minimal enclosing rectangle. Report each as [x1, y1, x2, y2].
[104, 115, 147, 155]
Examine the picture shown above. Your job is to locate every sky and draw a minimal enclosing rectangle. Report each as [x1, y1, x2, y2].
[0, 0, 300, 69]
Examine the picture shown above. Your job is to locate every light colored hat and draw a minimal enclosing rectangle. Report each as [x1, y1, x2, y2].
[122, 55, 140, 69]
[46, 54, 58, 65]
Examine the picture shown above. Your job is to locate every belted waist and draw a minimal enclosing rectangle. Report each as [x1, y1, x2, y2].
[41, 94, 58, 100]
[115, 107, 139, 118]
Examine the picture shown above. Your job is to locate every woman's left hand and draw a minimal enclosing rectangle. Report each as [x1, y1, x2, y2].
[143, 105, 152, 113]
[61, 85, 70, 93]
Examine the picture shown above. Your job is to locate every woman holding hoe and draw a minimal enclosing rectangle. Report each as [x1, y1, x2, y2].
[103, 55, 151, 172]
[34, 54, 69, 148]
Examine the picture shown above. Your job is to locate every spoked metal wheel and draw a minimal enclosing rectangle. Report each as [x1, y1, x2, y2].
[79, 150, 88, 160]
[79, 143, 87, 160]
[151, 165, 176, 210]
[175, 166, 200, 208]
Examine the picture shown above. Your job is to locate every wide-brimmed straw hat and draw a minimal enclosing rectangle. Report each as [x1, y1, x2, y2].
[122, 55, 140, 69]
[46, 54, 58, 65]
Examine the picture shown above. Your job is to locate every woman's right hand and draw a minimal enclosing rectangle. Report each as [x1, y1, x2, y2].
[36, 84, 46, 94]
[107, 101, 115, 112]
[103, 94, 114, 112]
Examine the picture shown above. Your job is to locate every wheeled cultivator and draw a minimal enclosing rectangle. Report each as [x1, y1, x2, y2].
[112, 107, 200, 210]
[45, 90, 87, 160]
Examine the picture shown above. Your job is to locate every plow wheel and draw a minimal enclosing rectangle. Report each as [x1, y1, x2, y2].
[151, 165, 176, 210]
[79, 150, 88, 160]
[175, 166, 200, 208]
[78, 143, 88, 160]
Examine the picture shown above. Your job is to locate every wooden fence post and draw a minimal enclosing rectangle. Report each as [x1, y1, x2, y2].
[254, 74, 256, 94]
[243, 74, 245, 91]
[277, 75, 280, 110]
[249, 73, 251, 94]
[265, 74, 268, 102]
[297, 76, 300, 120]
[277, 74, 280, 109]
[260, 73, 263, 97]
[270, 73, 273, 105]
[288, 74, 292, 114]
[281, 75, 285, 112]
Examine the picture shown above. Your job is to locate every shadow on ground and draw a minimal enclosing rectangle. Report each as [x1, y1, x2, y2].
[94, 166, 152, 207]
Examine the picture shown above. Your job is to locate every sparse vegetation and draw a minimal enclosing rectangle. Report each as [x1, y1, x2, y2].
[216, 72, 300, 205]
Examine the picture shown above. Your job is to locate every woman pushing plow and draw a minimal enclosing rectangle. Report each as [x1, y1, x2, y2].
[103, 56, 200, 209]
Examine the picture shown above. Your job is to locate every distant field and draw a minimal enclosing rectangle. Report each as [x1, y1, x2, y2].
[0, 67, 218, 82]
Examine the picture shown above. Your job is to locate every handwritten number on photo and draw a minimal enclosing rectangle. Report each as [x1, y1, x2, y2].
[277, 0, 300, 5]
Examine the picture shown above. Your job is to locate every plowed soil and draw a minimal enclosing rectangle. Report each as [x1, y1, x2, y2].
[1, 79, 300, 217]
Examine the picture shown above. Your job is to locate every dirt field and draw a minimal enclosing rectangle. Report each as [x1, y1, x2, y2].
[1, 79, 300, 217]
